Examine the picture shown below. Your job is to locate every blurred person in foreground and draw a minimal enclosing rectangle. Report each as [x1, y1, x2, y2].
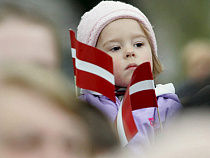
[144, 89, 210, 158]
[145, 110, 210, 158]
[0, 63, 120, 158]
[0, 3, 60, 68]
[177, 39, 210, 104]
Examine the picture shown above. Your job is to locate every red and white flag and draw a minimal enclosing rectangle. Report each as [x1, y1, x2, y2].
[116, 62, 158, 147]
[69, 30, 116, 102]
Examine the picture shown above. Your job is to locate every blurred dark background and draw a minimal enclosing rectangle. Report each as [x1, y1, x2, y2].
[1, 0, 209, 88]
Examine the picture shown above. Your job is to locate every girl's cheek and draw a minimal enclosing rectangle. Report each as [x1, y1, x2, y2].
[113, 59, 121, 73]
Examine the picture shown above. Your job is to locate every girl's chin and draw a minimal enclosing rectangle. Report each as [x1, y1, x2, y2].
[115, 80, 130, 88]
[115, 75, 132, 87]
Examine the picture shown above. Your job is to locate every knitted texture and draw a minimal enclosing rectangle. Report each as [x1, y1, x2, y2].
[77, 1, 158, 56]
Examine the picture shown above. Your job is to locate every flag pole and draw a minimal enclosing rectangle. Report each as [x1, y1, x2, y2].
[74, 76, 78, 98]
[157, 107, 163, 132]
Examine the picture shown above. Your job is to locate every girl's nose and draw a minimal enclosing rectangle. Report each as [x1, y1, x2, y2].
[124, 48, 136, 58]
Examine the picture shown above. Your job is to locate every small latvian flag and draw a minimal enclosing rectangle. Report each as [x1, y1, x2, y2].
[116, 62, 158, 147]
[69, 30, 116, 102]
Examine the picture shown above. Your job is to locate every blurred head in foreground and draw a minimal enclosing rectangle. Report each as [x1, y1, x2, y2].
[145, 107, 210, 158]
[0, 63, 118, 158]
[0, 3, 61, 68]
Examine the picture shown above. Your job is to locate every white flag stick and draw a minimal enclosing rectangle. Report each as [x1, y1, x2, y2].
[74, 76, 78, 98]
[157, 107, 163, 132]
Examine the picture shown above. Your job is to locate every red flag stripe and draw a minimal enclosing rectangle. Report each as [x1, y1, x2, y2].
[76, 69, 115, 102]
[70, 30, 77, 48]
[122, 91, 138, 142]
[75, 57, 115, 85]
[130, 90, 158, 110]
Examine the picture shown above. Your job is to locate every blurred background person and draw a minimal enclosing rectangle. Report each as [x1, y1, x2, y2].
[176, 39, 210, 104]
[180, 39, 210, 82]
[182, 85, 210, 108]
[0, 62, 120, 158]
[0, 3, 61, 68]
[0, 0, 82, 78]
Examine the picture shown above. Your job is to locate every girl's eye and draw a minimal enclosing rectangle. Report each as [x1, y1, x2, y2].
[110, 46, 121, 52]
[134, 42, 143, 47]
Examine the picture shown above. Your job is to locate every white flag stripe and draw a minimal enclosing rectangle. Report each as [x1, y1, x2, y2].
[117, 100, 128, 147]
[71, 48, 76, 58]
[129, 80, 155, 95]
[75, 58, 115, 85]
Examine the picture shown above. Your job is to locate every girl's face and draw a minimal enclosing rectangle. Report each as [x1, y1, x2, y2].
[96, 19, 153, 87]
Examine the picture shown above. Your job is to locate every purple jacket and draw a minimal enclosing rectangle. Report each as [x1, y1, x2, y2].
[79, 83, 182, 154]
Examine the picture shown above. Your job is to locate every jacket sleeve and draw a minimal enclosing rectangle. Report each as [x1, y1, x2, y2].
[156, 93, 183, 128]
[79, 93, 120, 122]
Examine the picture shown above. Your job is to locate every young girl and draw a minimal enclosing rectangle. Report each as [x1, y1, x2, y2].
[77, 1, 182, 154]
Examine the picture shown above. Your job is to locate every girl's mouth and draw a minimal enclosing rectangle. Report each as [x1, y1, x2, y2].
[126, 63, 138, 70]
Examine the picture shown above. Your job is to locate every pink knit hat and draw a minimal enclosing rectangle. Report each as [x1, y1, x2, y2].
[77, 1, 158, 56]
